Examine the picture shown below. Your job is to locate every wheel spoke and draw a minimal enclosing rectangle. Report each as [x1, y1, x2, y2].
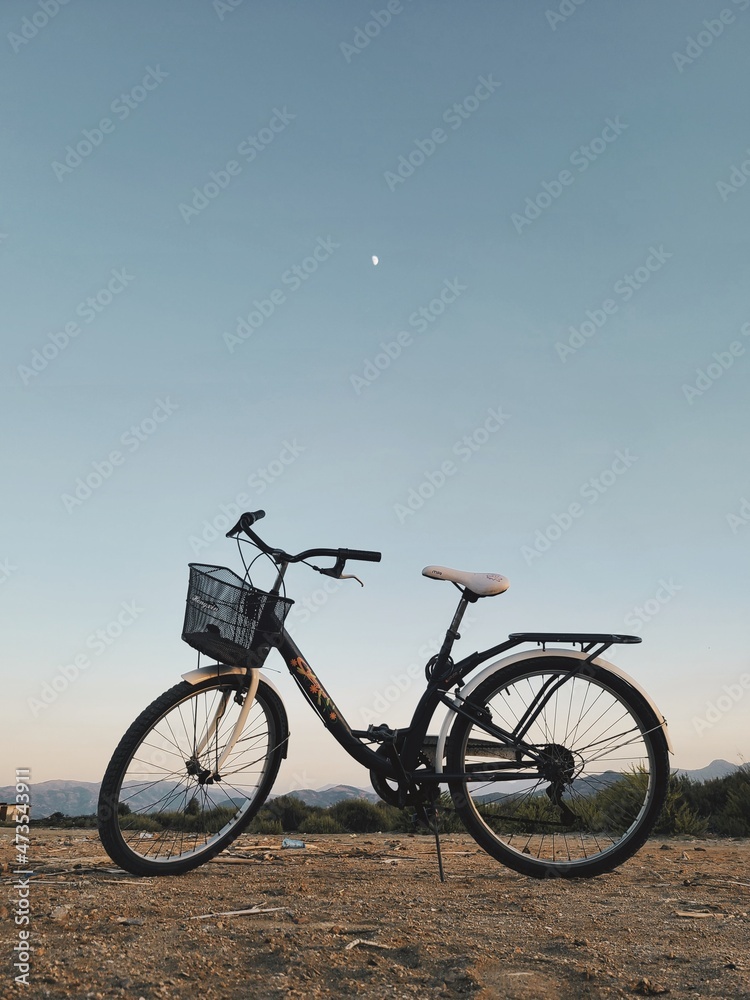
[448, 662, 668, 878]
[98, 680, 284, 873]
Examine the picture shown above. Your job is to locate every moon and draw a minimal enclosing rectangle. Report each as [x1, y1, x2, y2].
[371, 255, 379, 266]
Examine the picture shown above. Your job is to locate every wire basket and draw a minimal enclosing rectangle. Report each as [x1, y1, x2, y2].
[182, 564, 293, 669]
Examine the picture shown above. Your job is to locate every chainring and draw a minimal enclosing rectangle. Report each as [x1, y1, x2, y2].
[370, 744, 432, 807]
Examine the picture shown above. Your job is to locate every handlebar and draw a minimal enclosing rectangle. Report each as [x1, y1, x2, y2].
[225, 510, 382, 576]
[226, 509, 266, 539]
[339, 549, 381, 563]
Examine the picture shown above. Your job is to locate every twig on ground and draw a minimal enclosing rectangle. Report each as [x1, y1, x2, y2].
[345, 938, 390, 951]
[190, 905, 289, 920]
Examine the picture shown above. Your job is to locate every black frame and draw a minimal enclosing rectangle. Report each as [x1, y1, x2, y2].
[274, 595, 641, 785]
[221, 513, 642, 789]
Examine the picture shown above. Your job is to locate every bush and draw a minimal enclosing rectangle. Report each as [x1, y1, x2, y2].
[248, 815, 283, 835]
[329, 799, 396, 833]
[670, 766, 750, 836]
[298, 813, 343, 834]
[148, 805, 237, 833]
[119, 814, 162, 833]
[34, 812, 98, 829]
[653, 776, 708, 837]
[708, 770, 750, 836]
[263, 795, 310, 832]
[433, 794, 466, 833]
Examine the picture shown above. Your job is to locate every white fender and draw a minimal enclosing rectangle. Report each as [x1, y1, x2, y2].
[181, 663, 285, 703]
[434, 647, 673, 773]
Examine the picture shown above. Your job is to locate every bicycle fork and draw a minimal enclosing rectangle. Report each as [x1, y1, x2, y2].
[189, 669, 260, 781]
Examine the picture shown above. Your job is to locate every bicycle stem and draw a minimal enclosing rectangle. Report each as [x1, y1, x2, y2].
[269, 560, 290, 595]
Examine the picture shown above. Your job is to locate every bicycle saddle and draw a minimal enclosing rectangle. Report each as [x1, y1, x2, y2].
[422, 565, 510, 597]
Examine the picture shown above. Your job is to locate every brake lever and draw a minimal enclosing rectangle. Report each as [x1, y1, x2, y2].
[316, 554, 346, 578]
[313, 557, 364, 586]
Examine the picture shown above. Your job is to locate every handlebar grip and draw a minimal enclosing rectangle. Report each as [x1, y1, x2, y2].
[226, 509, 265, 538]
[342, 548, 382, 562]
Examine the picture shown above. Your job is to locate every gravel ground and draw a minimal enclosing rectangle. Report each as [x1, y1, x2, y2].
[1, 830, 749, 999]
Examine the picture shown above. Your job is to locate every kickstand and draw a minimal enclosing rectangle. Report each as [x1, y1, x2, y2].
[430, 803, 445, 883]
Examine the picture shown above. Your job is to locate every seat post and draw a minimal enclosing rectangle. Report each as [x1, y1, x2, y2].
[433, 590, 474, 676]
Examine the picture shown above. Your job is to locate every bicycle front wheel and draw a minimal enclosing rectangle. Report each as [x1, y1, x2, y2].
[447, 658, 669, 878]
[98, 674, 288, 875]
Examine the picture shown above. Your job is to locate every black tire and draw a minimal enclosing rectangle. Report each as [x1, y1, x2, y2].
[447, 657, 669, 878]
[98, 675, 288, 875]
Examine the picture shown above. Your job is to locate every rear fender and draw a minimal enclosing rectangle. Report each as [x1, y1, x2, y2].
[434, 647, 673, 773]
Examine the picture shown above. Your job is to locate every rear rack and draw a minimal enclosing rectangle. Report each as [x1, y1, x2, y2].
[507, 632, 641, 662]
[447, 632, 642, 684]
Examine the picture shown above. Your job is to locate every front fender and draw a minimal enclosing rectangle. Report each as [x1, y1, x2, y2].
[181, 663, 289, 759]
[434, 647, 673, 773]
[181, 662, 285, 702]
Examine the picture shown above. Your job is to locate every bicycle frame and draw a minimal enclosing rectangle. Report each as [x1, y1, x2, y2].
[184, 549, 661, 789]
[269, 584, 649, 785]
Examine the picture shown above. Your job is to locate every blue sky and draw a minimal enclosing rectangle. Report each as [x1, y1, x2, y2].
[3, 0, 749, 790]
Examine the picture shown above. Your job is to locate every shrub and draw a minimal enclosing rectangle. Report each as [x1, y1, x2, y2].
[146, 805, 237, 833]
[433, 794, 466, 833]
[710, 770, 750, 836]
[248, 814, 283, 835]
[264, 795, 310, 832]
[329, 799, 396, 833]
[298, 813, 343, 834]
[120, 814, 162, 833]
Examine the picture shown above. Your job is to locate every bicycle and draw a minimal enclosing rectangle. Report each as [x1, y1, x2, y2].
[97, 509, 672, 881]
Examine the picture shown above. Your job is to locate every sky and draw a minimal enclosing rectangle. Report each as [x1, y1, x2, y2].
[2, 0, 749, 794]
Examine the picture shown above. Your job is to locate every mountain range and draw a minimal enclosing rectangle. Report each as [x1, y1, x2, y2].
[0, 760, 740, 818]
[283, 784, 379, 808]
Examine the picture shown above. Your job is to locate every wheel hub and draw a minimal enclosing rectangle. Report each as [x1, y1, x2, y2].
[185, 757, 219, 784]
[537, 743, 576, 784]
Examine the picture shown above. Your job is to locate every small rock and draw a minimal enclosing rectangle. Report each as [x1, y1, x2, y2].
[633, 977, 670, 995]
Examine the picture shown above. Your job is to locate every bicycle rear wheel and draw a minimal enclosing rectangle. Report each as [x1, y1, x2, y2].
[98, 674, 288, 875]
[447, 658, 669, 878]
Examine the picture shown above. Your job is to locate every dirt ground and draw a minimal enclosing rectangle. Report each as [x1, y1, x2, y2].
[1, 830, 749, 1000]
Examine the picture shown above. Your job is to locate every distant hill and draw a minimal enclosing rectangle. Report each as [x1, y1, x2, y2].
[0, 779, 379, 817]
[1, 763, 741, 817]
[0, 780, 101, 819]
[280, 785, 379, 807]
[674, 759, 739, 783]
